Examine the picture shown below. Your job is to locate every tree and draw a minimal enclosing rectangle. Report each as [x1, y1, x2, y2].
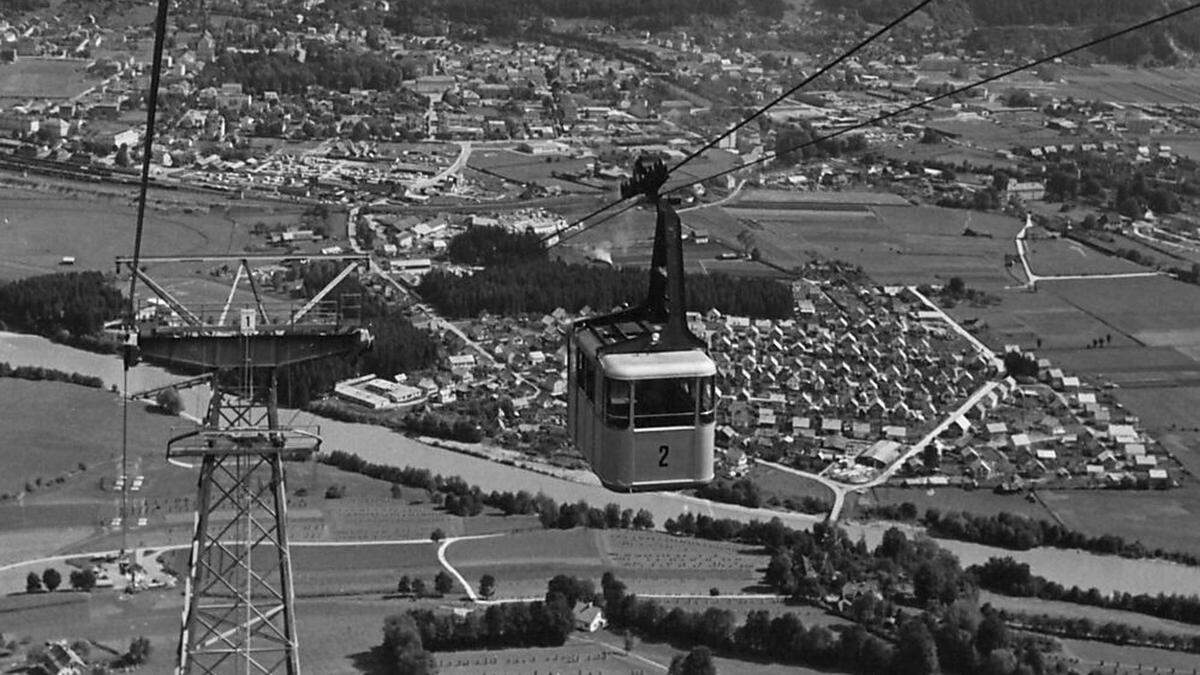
[946, 276, 966, 297]
[975, 611, 1010, 654]
[115, 143, 131, 167]
[430, 528, 445, 543]
[69, 568, 96, 591]
[155, 387, 184, 415]
[382, 613, 435, 675]
[893, 618, 939, 675]
[479, 574, 496, 599]
[126, 636, 151, 665]
[668, 646, 718, 675]
[26, 572, 42, 593]
[434, 571, 455, 596]
[397, 575, 412, 596]
[42, 568, 61, 592]
[69, 640, 90, 659]
[982, 648, 1018, 675]
[632, 509, 654, 530]
[412, 578, 427, 598]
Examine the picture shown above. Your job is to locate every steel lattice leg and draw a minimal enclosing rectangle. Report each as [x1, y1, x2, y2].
[176, 386, 300, 675]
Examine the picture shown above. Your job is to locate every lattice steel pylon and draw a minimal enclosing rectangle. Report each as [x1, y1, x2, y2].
[118, 254, 372, 674]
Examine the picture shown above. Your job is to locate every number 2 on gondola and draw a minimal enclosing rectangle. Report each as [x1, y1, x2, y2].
[658, 445, 670, 467]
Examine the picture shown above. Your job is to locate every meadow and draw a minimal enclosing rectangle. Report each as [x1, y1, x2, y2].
[446, 528, 772, 598]
[1057, 637, 1200, 674]
[982, 592, 1200, 637]
[0, 58, 99, 103]
[1047, 65, 1200, 105]
[0, 185, 342, 311]
[746, 464, 836, 508]
[0, 379, 177, 496]
[1039, 488, 1200, 557]
[952, 289, 1140, 351]
[1024, 238, 1152, 276]
[854, 485, 1055, 522]
[718, 197, 1023, 289]
[1043, 276, 1200, 348]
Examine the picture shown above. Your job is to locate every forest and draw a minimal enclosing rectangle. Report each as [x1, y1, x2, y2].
[445, 226, 546, 266]
[822, 0, 1200, 64]
[826, 0, 1172, 27]
[417, 260, 793, 319]
[774, 122, 869, 165]
[0, 271, 125, 341]
[385, 0, 786, 34]
[197, 43, 423, 95]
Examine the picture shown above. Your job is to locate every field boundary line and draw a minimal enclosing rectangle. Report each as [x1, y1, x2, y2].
[436, 533, 505, 602]
[572, 634, 668, 671]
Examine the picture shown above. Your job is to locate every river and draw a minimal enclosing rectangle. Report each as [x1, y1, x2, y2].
[5, 331, 1200, 598]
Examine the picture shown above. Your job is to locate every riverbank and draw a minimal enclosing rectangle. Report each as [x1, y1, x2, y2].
[4, 331, 1200, 600]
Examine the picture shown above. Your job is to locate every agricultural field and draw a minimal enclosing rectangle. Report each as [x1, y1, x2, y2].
[1043, 276, 1200, 348]
[562, 200, 789, 277]
[0, 185, 342, 308]
[429, 629, 833, 675]
[982, 592, 1200, 637]
[468, 148, 601, 194]
[1024, 238, 1152, 277]
[157, 541, 445, 597]
[1039, 488, 1200, 557]
[1107, 385, 1200, 477]
[0, 379, 178, 497]
[0, 377, 548, 564]
[1044, 65, 1200, 105]
[952, 287, 1142, 351]
[0, 58, 100, 104]
[853, 485, 1055, 522]
[605, 240, 781, 278]
[1057, 638, 1200, 674]
[880, 139, 1024, 170]
[746, 464, 835, 509]
[1045, 346, 1200, 386]
[716, 197, 1023, 290]
[446, 528, 772, 599]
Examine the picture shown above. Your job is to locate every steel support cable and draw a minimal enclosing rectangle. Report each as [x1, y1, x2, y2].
[553, 199, 643, 247]
[662, 1, 1200, 199]
[541, 0, 934, 248]
[126, 0, 172, 317]
[668, 0, 936, 176]
[120, 0, 171, 558]
[540, 195, 637, 245]
[556, 3, 1200, 252]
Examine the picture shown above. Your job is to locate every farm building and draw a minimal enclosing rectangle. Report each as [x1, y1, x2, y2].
[28, 640, 87, 675]
[858, 440, 902, 468]
[574, 605, 607, 632]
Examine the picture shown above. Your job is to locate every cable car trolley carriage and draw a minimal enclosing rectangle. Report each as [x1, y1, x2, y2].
[568, 158, 717, 492]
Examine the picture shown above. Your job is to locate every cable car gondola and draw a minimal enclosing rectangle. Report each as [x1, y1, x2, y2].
[568, 158, 717, 492]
